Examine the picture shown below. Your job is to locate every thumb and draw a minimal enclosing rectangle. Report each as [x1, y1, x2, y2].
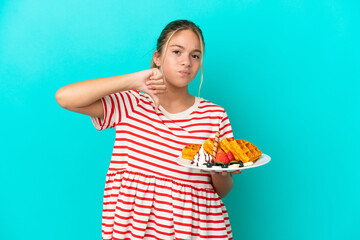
[151, 68, 163, 80]
[148, 92, 160, 110]
[231, 170, 242, 175]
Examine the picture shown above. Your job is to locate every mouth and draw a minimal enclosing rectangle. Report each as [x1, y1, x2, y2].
[178, 71, 190, 76]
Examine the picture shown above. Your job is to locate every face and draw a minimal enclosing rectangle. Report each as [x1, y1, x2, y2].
[154, 29, 202, 89]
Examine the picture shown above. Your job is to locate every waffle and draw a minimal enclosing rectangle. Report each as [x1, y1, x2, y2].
[181, 138, 262, 164]
[203, 138, 215, 155]
[229, 139, 262, 163]
[219, 138, 233, 154]
[182, 144, 202, 160]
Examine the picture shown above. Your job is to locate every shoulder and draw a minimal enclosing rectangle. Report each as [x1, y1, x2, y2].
[118, 90, 153, 105]
[122, 90, 158, 112]
[197, 97, 227, 114]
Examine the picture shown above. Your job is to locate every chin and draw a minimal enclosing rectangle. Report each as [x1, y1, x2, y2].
[168, 79, 194, 88]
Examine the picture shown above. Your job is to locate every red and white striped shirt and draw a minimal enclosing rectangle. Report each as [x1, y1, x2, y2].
[91, 90, 234, 239]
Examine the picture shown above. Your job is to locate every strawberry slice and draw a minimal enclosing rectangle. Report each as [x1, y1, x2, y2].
[215, 149, 230, 164]
[227, 151, 235, 162]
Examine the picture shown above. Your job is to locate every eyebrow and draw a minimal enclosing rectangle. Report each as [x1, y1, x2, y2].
[169, 44, 202, 53]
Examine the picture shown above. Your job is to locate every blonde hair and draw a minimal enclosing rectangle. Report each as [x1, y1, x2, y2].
[150, 20, 205, 97]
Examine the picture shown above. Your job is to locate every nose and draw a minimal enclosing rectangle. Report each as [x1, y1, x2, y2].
[181, 54, 191, 66]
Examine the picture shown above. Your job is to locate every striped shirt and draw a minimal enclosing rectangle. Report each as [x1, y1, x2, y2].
[91, 90, 234, 240]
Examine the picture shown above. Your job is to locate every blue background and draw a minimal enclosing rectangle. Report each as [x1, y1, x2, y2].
[1, 0, 359, 239]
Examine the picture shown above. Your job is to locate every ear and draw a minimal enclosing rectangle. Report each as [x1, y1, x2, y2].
[152, 50, 161, 67]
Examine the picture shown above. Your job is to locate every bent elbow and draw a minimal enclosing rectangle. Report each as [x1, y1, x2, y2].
[218, 192, 229, 199]
[55, 88, 69, 109]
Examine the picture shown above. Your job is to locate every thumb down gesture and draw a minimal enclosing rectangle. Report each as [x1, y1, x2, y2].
[136, 68, 166, 110]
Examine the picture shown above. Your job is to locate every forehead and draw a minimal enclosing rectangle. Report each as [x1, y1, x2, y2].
[168, 29, 201, 49]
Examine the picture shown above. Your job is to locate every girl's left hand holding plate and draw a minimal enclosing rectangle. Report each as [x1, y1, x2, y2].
[200, 169, 242, 176]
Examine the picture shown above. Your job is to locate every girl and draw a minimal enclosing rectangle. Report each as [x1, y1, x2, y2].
[56, 20, 241, 240]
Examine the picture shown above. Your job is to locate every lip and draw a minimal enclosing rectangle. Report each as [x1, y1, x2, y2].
[178, 71, 190, 76]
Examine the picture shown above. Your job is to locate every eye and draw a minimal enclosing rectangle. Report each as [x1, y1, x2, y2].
[173, 50, 181, 54]
[192, 54, 200, 59]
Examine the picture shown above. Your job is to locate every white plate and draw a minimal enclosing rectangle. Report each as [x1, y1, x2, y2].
[177, 154, 271, 172]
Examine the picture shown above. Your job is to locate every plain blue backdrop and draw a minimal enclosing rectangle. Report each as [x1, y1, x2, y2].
[1, 1, 359, 239]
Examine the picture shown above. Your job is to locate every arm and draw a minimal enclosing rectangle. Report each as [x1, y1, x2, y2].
[55, 69, 165, 117]
[210, 170, 241, 198]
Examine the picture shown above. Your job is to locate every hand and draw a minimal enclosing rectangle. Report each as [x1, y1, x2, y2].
[201, 169, 242, 176]
[202, 169, 241, 198]
[135, 68, 166, 110]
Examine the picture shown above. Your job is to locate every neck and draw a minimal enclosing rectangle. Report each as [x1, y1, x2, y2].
[158, 86, 195, 114]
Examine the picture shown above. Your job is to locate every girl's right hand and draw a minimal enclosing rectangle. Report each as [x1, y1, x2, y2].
[135, 68, 166, 110]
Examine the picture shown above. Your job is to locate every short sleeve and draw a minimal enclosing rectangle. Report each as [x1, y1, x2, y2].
[219, 110, 234, 140]
[90, 90, 140, 131]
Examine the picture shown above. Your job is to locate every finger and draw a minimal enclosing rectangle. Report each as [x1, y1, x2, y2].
[150, 69, 163, 80]
[147, 88, 166, 94]
[146, 79, 165, 86]
[148, 92, 160, 110]
[147, 89, 166, 96]
[231, 170, 242, 175]
[149, 75, 163, 81]
[147, 84, 166, 91]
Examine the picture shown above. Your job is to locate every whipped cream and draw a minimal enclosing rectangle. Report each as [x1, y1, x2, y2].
[228, 163, 240, 169]
[193, 145, 212, 167]
[244, 161, 254, 167]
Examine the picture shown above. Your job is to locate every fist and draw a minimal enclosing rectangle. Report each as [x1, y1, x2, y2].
[136, 68, 166, 110]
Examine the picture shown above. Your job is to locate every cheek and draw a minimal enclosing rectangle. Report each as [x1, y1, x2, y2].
[191, 58, 200, 66]
[162, 58, 177, 73]
[166, 57, 178, 66]
[162, 65, 175, 81]
[192, 61, 201, 72]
